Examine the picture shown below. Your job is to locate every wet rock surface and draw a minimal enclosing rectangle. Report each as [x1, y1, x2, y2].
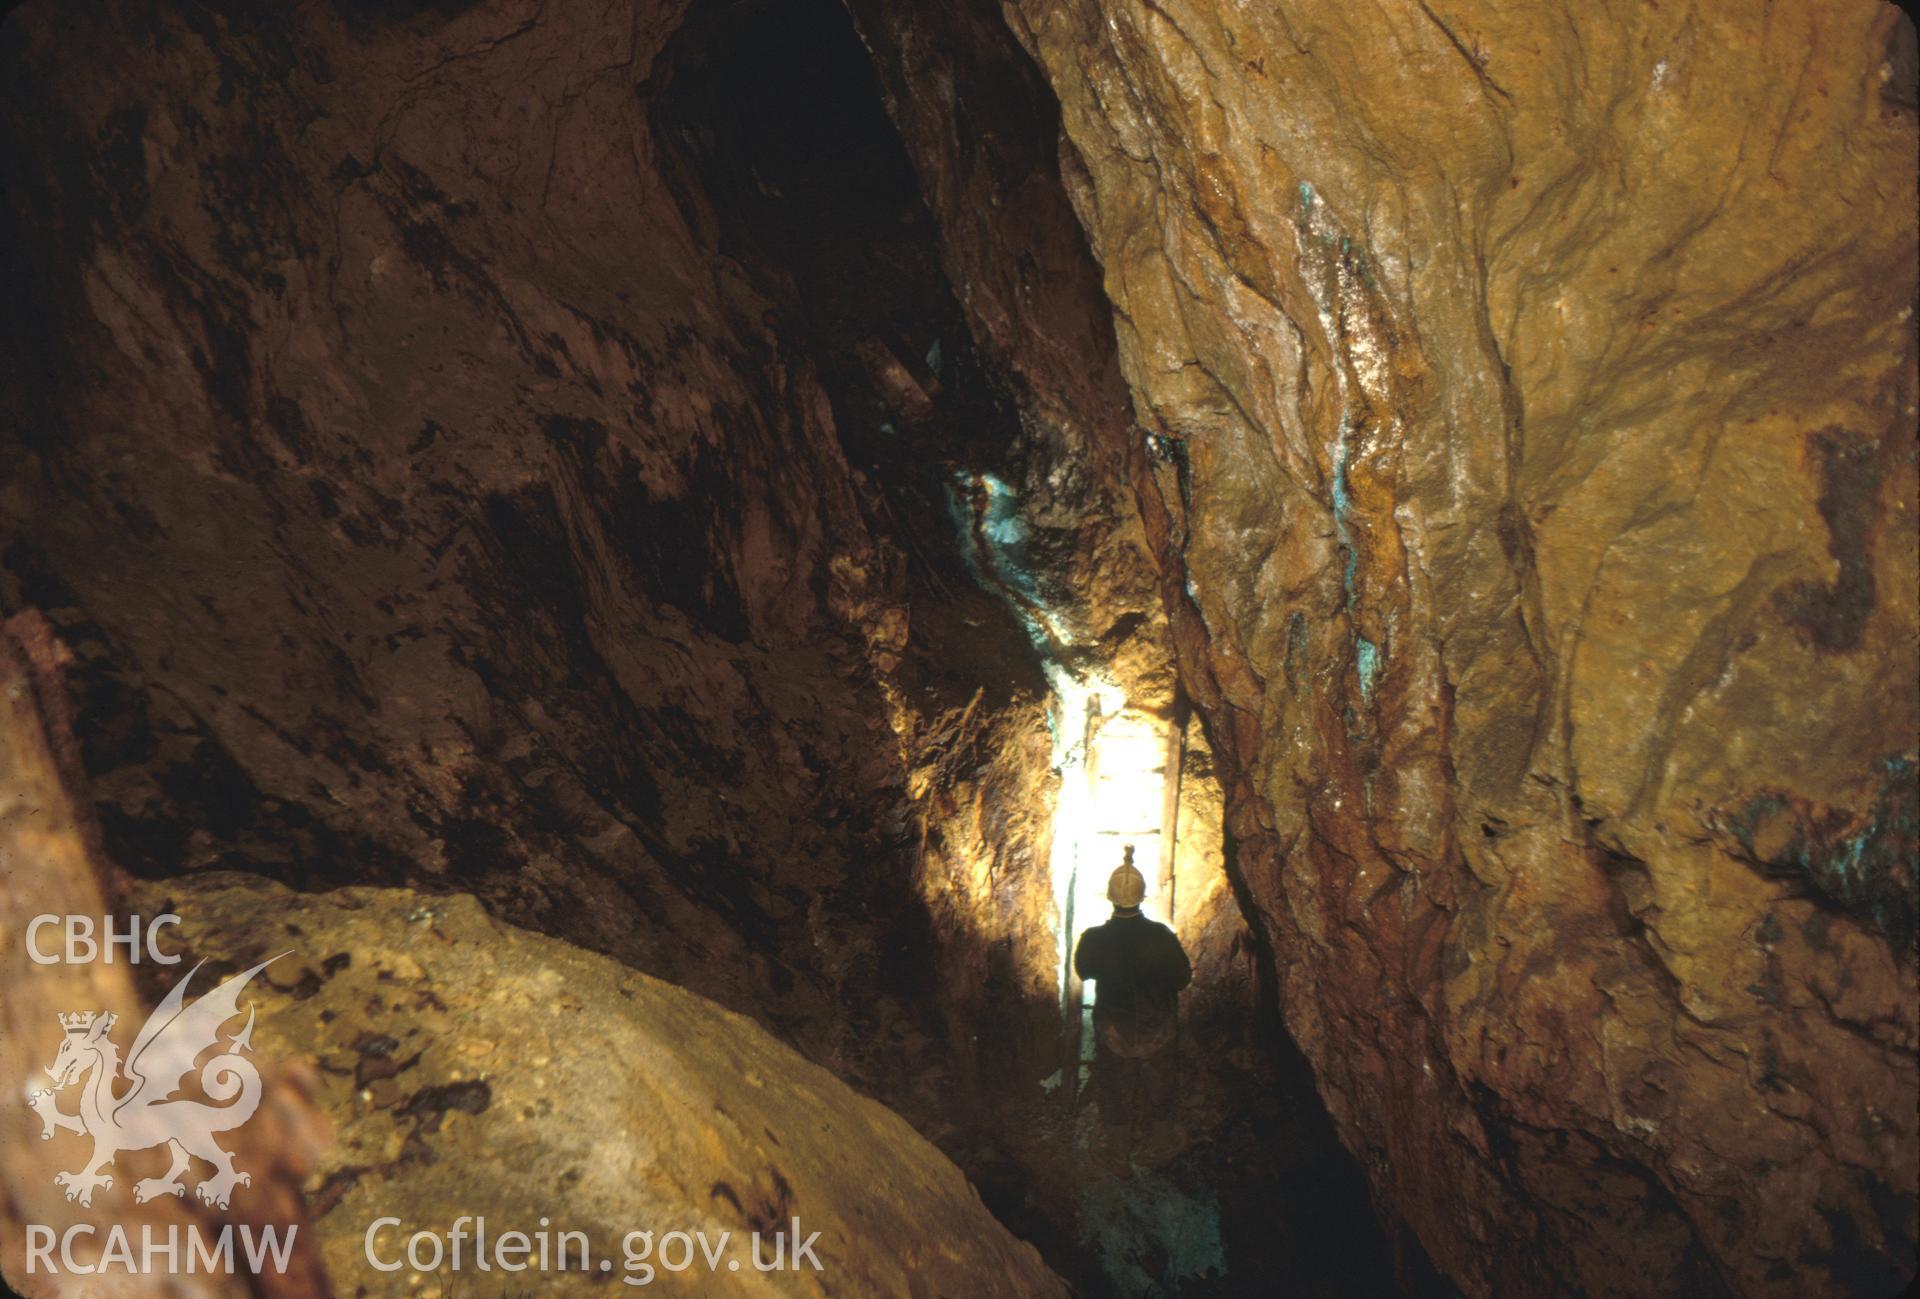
[991, 0, 1919, 1294]
[126, 870, 1067, 1298]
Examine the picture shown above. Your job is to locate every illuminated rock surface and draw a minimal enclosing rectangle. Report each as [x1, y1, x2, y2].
[126, 871, 1068, 1298]
[983, 1, 1918, 1295]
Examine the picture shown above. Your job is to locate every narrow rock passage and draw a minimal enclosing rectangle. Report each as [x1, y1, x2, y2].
[651, 3, 1446, 1293]
[1, 1, 1912, 1297]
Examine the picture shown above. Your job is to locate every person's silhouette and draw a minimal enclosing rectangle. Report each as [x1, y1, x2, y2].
[1073, 846, 1192, 1131]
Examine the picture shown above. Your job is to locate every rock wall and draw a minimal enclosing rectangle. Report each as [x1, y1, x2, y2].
[0, 0, 1074, 1126]
[0, 0, 876, 1043]
[986, 0, 1919, 1294]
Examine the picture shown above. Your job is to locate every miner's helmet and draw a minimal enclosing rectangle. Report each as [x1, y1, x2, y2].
[1107, 847, 1147, 909]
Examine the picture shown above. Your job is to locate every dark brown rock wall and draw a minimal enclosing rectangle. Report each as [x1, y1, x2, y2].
[988, 0, 1919, 1294]
[0, 0, 1059, 1109]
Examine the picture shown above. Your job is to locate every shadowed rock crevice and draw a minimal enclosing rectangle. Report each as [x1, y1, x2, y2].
[647, 4, 1432, 1294]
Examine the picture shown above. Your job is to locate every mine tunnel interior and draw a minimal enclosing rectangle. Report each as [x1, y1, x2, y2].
[648, 1, 1442, 1293]
[0, 0, 1442, 1294]
[1, 0, 1912, 1297]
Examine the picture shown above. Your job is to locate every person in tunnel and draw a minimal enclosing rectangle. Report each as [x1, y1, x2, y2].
[1073, 846, 1192, 1133]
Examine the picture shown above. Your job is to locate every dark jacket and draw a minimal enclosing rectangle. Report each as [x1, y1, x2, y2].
[1074, 911, 1192, 1030]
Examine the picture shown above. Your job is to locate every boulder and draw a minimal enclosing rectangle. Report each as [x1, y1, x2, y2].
[128, 871, 1068, 1298]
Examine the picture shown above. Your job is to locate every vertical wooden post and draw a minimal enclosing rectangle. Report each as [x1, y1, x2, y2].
[1159, 690, 1189, 928]
[1062, 692, 1103, 1116]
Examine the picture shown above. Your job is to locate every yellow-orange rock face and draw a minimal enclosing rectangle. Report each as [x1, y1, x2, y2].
[1001, 1, 1918, 1294]
[124, 872, 1069, 1299]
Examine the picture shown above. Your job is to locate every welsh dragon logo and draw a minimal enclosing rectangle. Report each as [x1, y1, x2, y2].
[26, 956, 282, 1210]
